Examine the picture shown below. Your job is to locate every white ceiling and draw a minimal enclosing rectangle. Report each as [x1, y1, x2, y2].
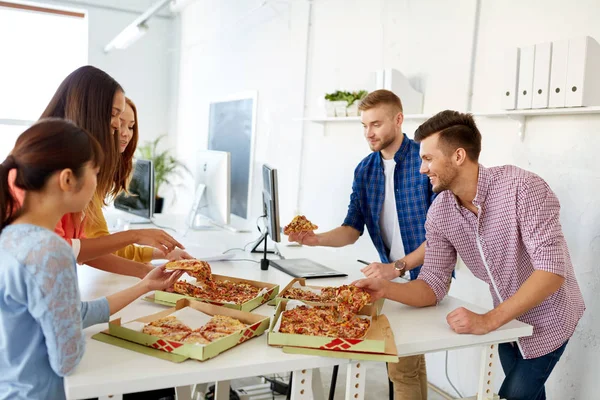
[47, 0, 174, 18]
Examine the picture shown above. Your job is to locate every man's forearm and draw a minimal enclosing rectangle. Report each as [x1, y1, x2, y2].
[77, 232, 138, 263]
[316, 226, 360, 247]
[404, 242, 426, 271]
[382, 279, 437, 307]
[485, 270, 564, 331]
[85, 254, 152, 279]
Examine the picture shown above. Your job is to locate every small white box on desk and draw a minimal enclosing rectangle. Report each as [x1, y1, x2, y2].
[501, 48, 520, 110]
[548, 39, 569, 107]
[565, 36, 600, 107]
[532, 42, 552, 108]
[517, 45, 535, 109]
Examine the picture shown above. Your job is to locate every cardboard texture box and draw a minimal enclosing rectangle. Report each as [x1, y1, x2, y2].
[268, 299, 398, 362]
[275, 278, 384, 315]
[152, 275, 279, 312]
[96, 299, 270, 362]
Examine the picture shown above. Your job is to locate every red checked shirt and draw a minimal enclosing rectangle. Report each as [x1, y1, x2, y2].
[418, 165, 585, 359]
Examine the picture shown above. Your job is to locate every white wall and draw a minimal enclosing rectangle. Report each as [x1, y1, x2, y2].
[44, 0, 177, 144]
[176, 0, 600, 398]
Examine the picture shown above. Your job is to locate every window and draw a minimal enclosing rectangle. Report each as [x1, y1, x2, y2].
[0, 1, 88, 157]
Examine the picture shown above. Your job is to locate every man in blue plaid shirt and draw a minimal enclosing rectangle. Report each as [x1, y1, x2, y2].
[287, 90, 435, 400]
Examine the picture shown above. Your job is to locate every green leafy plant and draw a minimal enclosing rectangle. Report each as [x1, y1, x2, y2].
[324, 90, 368, 106]
[136, 135, 190, 199]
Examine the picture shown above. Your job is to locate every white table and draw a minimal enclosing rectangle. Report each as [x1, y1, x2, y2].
[65, 226, 532, 400]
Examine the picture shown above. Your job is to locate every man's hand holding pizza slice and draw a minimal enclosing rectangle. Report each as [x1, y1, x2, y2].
[284, 215, 320, 246]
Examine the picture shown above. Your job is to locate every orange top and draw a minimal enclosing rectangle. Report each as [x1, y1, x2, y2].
[8, 169, 86, 244]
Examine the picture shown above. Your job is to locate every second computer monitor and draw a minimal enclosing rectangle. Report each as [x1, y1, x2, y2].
[191, 150, 230, 226]
[262, 164, 281, 243]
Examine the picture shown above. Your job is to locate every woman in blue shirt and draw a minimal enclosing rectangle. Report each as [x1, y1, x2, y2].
[0, 119, 183, 400]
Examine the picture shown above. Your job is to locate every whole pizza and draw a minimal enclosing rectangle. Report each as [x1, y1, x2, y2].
[142, 314, 246, 344]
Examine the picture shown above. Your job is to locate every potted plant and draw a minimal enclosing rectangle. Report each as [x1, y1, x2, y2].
[324, 90, 350, 117]
[136, 135, 190, 214]
[324, 90, 368, 117]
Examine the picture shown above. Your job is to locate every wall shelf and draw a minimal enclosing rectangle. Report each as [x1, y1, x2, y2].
[301, 114, 432, 123]
[301, 106, 600, 138]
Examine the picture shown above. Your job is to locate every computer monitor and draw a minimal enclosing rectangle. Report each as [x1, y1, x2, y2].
[253, 164, 347, 279]
[188, 150, 231, 228]
[114, 159, 154, 221]
[262, 164, 281, 243]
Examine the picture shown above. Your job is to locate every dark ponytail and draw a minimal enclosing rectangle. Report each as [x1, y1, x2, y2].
[0, 118, 104, 231]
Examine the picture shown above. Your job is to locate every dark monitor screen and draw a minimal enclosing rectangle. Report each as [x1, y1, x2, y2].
[114, 159, 154, 220]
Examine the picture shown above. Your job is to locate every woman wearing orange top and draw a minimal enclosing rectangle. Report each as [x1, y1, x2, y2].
[84, 97, 191, 262]
[11, 66, 185, 279]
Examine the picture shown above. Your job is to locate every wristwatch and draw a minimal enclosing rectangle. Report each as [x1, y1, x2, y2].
[394, 259, 407, 277]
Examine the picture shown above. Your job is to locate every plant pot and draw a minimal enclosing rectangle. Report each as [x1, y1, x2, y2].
[346, 101, 360, 116]
[324, 100, 336, 117]
[331, 100, 348, 117]
[154, 197, 164, 214]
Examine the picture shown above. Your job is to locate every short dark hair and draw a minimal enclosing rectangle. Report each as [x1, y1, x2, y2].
[414, 110, 481, 161]
[359, 89, 403, 113]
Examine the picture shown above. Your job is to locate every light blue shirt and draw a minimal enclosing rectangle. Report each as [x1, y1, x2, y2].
[0, 224, 110, 400]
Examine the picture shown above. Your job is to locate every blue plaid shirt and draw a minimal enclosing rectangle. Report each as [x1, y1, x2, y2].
[343, 133, 435, 280]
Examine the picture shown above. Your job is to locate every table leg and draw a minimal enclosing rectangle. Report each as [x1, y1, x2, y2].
[312, 368, 325, 400]
[175, 385, 193, 400]
[290, 368, 313, 399]
[477, 343, 501, 400]
[214, 380, 231, 400]
[344, 361, 366, 400]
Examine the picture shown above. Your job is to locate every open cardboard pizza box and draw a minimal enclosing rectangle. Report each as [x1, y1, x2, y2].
[274, 278, 384, 315]
[94, 298, 270, 362]
[148, 275, 279, 312]
[268, 299, 398, 363]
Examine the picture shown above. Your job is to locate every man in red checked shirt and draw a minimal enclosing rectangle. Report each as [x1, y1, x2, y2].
[354, 110, 585, 400]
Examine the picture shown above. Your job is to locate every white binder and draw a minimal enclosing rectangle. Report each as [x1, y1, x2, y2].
[532, 42, 552, 108]
[565, 36, 600, 107]
[501, 48, 520, 110]
[517, 45, 535, 109]
[548, 39, 569, 108]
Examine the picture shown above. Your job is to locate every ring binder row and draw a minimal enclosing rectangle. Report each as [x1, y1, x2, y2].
[503, 36, 600, 110]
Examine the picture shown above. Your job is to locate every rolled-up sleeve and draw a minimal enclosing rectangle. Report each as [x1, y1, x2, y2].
[417, 217, 456, 303]
[517, 175, 567, 277]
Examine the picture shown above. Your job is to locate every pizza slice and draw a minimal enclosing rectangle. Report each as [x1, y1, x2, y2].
[142, 325, 191, 342]
[281, 287, 324, 302]
[198, 315, 247, 341]
[334, 285, 371, 316]
[165, 259, 213, 285]
[283, 215, 318, 235]
[181, 330, 211, 345]
[147, 315, 192, 332]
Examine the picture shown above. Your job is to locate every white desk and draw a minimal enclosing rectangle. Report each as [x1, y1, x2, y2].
[65, 226, 532, 400]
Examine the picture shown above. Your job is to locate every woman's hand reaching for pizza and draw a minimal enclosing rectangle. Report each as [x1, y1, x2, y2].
[140, 265, 184, 292]
[132, 229, 184, 255]
[287, 230, 320, 246]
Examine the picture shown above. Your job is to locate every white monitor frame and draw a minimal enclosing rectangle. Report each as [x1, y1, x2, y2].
[188, 150, 231, 228]
[207, 90, 258, 221]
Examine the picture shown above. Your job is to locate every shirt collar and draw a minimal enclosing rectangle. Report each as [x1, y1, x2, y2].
[472, 164, 490, 207]
[378, 133, 410, 164]
[452, 164, 489, 210]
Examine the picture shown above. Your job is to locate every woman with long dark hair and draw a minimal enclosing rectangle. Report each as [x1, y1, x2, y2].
[11, 66, 186, 278]
[0, 119, 182, 400]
